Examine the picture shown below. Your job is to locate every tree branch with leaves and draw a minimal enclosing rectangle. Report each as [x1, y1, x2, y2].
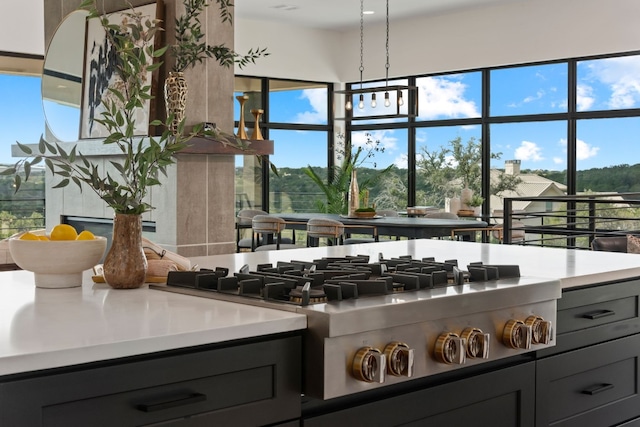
[3, 0, 203, 215]
[172, 0, 269, 72]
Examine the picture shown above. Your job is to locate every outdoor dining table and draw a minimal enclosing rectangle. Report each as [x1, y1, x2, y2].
[272, 213, 488, 241]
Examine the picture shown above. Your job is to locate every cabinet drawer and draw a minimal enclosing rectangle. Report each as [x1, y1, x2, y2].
[0, 334, 301, 427]
[557, 296, 636, 334]
[43, 365, 275, 426]
[536, 333, 640, 427]
[304, 362, 535, 427]
[540, 279, 640, 355]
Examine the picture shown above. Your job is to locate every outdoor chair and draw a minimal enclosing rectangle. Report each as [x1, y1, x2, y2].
[251, 215, 298, 251]
[307, 218, 345, 247]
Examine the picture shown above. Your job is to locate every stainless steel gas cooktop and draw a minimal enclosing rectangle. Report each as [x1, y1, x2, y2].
[152, 252, 561, 400]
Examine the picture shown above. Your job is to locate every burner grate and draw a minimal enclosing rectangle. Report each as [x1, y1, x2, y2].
[165, 254, 522, 307]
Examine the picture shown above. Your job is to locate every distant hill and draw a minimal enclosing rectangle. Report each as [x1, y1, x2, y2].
[530, 164, 640, 193]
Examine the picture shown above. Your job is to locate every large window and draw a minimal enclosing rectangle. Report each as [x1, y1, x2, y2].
[577, 56, 640, 112]
[490, 63, 568, 116]
[576, 117, 640, 192]
[343, 51, 640, 216]
[234, 77, 332, 213]
[0, 73, 46, 237]
[416, 72, 482, 121]
[415, 125, 482, 207]
[0, 74, 45, 162]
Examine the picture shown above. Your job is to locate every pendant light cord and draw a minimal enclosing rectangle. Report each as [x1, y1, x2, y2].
[359, 0, 364, 89]
[385, 0, 389, 87]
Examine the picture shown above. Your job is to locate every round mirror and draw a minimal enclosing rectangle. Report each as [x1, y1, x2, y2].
[41, 10, 88, 142]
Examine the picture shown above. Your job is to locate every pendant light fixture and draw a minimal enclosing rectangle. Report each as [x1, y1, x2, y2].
[335, 0, 418, 121]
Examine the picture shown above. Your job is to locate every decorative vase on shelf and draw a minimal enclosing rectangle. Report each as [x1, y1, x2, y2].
[236, 95, 249, 139]
[348, 169, 360, 217]
[164, 71, 188, 134]
[460, 188, 473, 211]
[448, 196, 461, 214]
[250, 109, 264, 140]
[103, 213, 148, 289]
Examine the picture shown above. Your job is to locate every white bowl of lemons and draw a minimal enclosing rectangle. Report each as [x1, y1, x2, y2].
[9, 225, 107, 289]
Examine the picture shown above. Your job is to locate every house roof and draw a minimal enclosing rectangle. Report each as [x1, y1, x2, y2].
[490, 170, 567, 212]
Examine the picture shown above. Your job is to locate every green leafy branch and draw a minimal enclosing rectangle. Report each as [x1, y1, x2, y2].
[172, 0, 269, 72]
[2, 0, 194, 215]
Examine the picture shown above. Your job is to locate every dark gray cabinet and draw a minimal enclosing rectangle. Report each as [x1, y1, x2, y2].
[535, 279, 640, 427]
[536, 334, 640, 427]
[302, 361, 536, 427]
[0, 334, 301, 427]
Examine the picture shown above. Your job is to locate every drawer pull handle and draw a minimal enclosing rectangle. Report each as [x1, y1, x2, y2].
[581, 309, 615, 320]
[581, 383, 614, 395]
[137, 392, 207, 412]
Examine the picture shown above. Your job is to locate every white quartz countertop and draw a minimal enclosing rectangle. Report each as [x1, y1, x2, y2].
[4, 239, 640, 378]
[0, 270, 306, 377]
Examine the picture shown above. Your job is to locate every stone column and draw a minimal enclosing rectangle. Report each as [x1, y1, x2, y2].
[44, 0, 237, 255]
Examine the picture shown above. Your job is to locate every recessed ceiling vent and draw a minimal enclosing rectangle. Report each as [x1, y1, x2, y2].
[271, 4, 299, 11]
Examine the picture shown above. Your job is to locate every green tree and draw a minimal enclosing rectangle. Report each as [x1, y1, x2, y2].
[416, 136, 520, 207]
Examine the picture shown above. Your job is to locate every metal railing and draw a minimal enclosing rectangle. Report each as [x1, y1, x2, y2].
[501, 193, 640, 249]
[0, 197, 46, 238]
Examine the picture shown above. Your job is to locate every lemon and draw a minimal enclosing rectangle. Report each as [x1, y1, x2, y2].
[19, 231, 40, 241]
[38, 235, 50, 241]
[76, 230, 96, 240]
[50, 224, 78, 241]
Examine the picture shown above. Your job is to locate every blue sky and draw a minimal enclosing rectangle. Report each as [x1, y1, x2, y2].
[3, 55, 640, 171]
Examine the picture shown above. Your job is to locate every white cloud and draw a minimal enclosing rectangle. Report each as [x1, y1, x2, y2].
[576, 138, 599, 160]
[585, 56, 640, 109]
[523, 90, 545, 103]
[576, 84, 595, 111]
[417, 77, 479, 119]
[394, 154, 408, 169]
[558, 138, 599, 161]
[515, 140, 544, 162]
[553, 157, 564, 165]
[294, 88, 327, 124]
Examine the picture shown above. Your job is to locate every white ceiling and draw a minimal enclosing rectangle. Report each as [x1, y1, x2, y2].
[234, 0, 523, 31]
[0, 0, 522, 57]
[0, 0, 521, 74]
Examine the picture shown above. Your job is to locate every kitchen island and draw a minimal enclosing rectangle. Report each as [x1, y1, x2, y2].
[0, 270, 306, 426]
[2, 239, 640, 426]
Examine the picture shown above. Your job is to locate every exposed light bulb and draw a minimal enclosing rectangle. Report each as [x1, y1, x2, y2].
[371, 93, 377, 108]
[358, 94, 365, 109]
[345, 99, 353, 111]
[397, 91, 404, 106]
[384, 92, 391, 107]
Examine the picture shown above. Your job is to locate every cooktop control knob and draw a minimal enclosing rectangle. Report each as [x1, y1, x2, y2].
[434, 332, 466, 364]
[460, 327, 490, 359]
[502, 319, 532, 349]
[525, 315, 552, 345]
[352, 347, 386, 383]
[383, 341, 414, 377]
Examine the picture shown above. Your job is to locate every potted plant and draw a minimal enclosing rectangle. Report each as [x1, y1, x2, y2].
[467, 193, 484, 216]
[165, 0, 269, 133]
[304, 133, 392, 215]
[3, 1, 198, 289]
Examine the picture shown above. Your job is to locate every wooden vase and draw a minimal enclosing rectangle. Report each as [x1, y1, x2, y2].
[250, 109, 264, 140]
[103, 213, 148, 289]
[164, 71, 188, 135]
